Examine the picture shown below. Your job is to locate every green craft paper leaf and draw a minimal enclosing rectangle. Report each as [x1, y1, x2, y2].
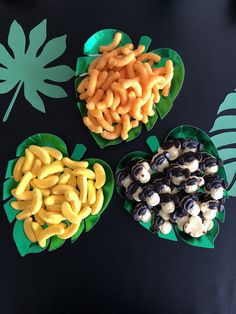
[71, 220, 85, 243]
[85, 214, 100, 232]
[1, 20, 74, 122]
[3, 178, 17, 200]
[174, 220, 219, 249]
[146, 135, 160, 153]
[218, 148, 236, 162]
[71, 144, 87, 161]
[124, 199, 133, 214]
[16, 133, 68, 157]
[75, 56, 96, 76]
[158, 227, 178, 242]
[138, 35, 152, 52]
[217, 92, 236, 114]
[166, 125, 227, 181]
[4, 197, 18, 223]
[216, 211, 225, 223]
[211, 132, 236, 149]
[84, 29, 132, 55]
[224, 162, 236, 183]
[5, 158, 17, 179]
[48, 236, 65, 252]
[145, 107, 158, 131]
[13, 220, 48, 256]
[210, 116, 236, 132]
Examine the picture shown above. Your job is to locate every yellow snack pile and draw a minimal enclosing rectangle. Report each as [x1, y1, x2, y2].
[77, 32, 174, 141]
[11, 145, 106, 247]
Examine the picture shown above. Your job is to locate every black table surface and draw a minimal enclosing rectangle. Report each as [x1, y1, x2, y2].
[0, 1, 235, 313]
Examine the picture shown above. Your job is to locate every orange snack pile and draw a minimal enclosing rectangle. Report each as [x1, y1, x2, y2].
[77, 32, 174, 141]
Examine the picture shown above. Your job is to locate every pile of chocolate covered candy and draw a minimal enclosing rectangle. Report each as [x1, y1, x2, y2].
[116, 139, 227, 238]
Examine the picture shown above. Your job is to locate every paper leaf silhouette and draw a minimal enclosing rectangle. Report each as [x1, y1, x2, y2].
[210, 91, 236, 197]
[0, 19, 74, 122]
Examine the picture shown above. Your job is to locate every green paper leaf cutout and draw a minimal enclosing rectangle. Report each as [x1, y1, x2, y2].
[13, 220, 48, 256]
[75, 29, 184, 148]
[3, 133, 114, 256]
[1, 19, 74, 122]
[146, 135, 160, 153]
[115, 125, 227, 248]
[209, 91, 236, 197]
[174, 220, 219, 249]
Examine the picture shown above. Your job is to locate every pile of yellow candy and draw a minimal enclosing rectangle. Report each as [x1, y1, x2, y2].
[11, 145, 106, 247]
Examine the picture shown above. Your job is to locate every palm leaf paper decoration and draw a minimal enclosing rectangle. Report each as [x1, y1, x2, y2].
[210, 91, 236, 197]
[0, 20, 74, 122]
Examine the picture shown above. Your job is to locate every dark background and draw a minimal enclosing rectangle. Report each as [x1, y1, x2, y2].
[0, 0, 235, 313]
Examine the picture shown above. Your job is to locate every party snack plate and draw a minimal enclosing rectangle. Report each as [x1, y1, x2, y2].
[3, 133, 114, 256]
[75, 29, 184, 148]
[115, 125, 228, 248]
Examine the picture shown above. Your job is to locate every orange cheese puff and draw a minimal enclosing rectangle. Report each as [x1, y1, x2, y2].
[148, 60, 154, 67]
[153, 67, 165, 75]
[146, 76, 160, 90]
[88, 111, 100, 126]
[141, 86, 152, 105]
[130, 98, 143, 120]
[133, 45, 145, 57]
[142, 114, 148, 124]
[103, 108, 113, 125]
[115, 52, 135, 67]
[96, 50, 118, 70]
[126, 59, 136, 78]
[96, 101, 106, 110]
[119, 67, 127, 79]
[117, 91, 135, 114]
[88, 57, 99, 74]
[165, 60, 173, 76]
[134, 62, 149, 82]
[111, 82, 128, 105]
[142, 94, 155, 116]
[130, 119, 139, 128]
[99, 32, 122, 52]
[77, 77, 89, 93]
[101, 124, 122, 140]
[90, 108, 102, 118]
[138, 52, 161, 63]
[122, 80, 142, 97]
[108, 57, 118, 69]
[154, 90, 160, 103]
[152, 82, 159, 94]
[96, 71, 108, 89]
[83, 116, 103, 134]
[142, 62, 153, 75]
[111, 91, 121, 110]
[79, 91, 88, 100]
[121, 114, 131, 140]
[104, 88, 114, 108]
[87, 69, 100, 97]
[96, 113, 115, 132]
[119, 43, 134, 55]
[86, 88, 104, 110]
[110, 110, 122, 123]
[101, 71, 120, 91]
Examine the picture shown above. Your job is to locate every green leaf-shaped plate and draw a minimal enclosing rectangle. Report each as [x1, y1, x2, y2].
[75, 29, 185, 149]
[3, 133, 114, 256]
[115, 125, 227, 248]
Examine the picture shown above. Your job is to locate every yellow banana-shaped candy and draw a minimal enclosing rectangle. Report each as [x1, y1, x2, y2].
[34, 213, 45, 226]
[93, 163, 106, 189]
[46, 204, 62, 212]
[42, 146, 63, 160]
[38, 208, 65, 224]
[31, 159, 42, 177]
[11, 189, 33, 201]
[32, 175, 59, 189]
[29, 145, 51, 164]
[38, 224, 65, 248]
[51, 184, 79, 195]
[77, 175, 87, 203]
[87, 180, 96, 205]
[30, 188, 43, 214]
[31, 221, 43, 239]
[58, 222, 81, 239]
[77, 206, 92, 220]
[91, 188, 104, 215]
[58, 173, 70, 185]
[13, 156, 25, 182]
[62, 157, 89, 169]
[44, 195, 66, 206]
[65, 190, 81, 214]
[61, 201, 80, 224]
[37, 161, 64, 179]
[64, 168, 77, 187]
[16, 208, 32, 220]
[72, 168, 95, 180]
[11, 200, 32, 210]
[15, 171, 33, 196]
[23, 217, 37, 242]
[22, 149, 35, 173]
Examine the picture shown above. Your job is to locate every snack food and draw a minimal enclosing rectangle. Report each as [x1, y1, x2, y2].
[10, 145, 106, 247]
[77, 32, 174, 141]
[116, 136, 227, 240]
